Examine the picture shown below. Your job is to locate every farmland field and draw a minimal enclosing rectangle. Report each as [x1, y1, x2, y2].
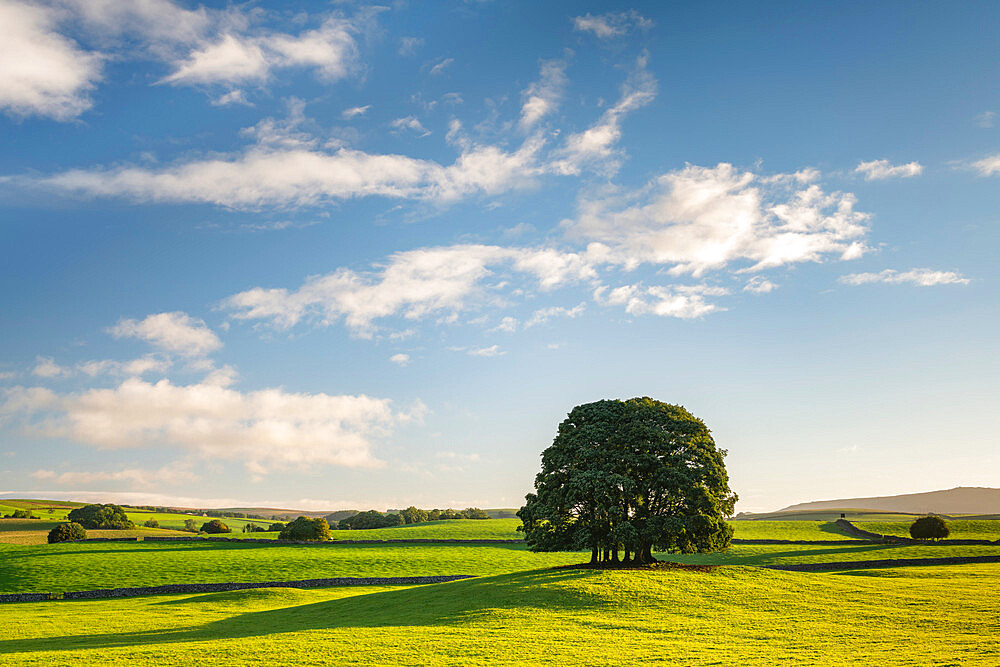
[857, 520, 1000, 541]
[1, 564, 998, 665]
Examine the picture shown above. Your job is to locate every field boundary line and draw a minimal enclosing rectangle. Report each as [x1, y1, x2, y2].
[764, 554, 1000, 571]
[0, 575, 475, 604]
[836, 519, 999, 546]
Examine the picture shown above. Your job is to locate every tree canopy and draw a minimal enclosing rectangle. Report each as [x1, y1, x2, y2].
[200, 519, 231, 534]
[48, 522, 87, 543]
[518, 397, 737, 566]
[337, 510, 403, 530]
[910, 515, 950, 540]
[67, 504, 135, 530]
[278, 516, 332, 541]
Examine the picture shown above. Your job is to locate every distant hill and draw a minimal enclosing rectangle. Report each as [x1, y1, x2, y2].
[778, 487, 1000, 515]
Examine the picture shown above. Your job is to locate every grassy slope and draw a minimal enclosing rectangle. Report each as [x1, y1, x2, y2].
[328, 518, 523, 540]
[1, 566, 998, 665]
[728, 520, 857, 540]
[3, 538, 1000, 594]
[857, 520, 1000, 541]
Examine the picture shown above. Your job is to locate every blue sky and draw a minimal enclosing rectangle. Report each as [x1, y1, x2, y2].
[1, 1, 997, 513]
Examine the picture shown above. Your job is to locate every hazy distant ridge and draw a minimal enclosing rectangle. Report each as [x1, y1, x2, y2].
[780, 487, 1000, 514]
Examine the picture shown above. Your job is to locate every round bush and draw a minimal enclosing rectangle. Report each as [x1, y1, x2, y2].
[48, 522, 87, 543]
[278, 516, 332, 541]
[143, 519, 159, 528]
[67, 503, 135, 530]
[910, 515, 950, 540]
[200, 519, 231, 534]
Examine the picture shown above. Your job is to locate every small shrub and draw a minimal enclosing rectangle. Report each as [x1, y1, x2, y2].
[183, 518, 198, 532]
[48, 522, 87, 543]
[143, 519, 160, 528]
[268, 522, 287, 532]
[278, 516, 332, 541]
[200, 519, 231, 534]
[910, 515, 950, 540]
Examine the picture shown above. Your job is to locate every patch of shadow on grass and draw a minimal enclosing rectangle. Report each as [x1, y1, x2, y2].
[0, 570, 606, 656]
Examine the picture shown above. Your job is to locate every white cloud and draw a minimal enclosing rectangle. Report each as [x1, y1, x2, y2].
[223, 244, 595, 336]
[839, 268, 970, 287]
[78, 356, 171, 378]
[162, 33, 267, 85]
[525, 303, 585, 327]
[467, 345, 505, 357]
[550, 53, 656, 176]
[211, 89, 251, 106]
[32, 356, 71, 378]
[428, 57, 453, 75]
[743, 276, 778, 294]
[389, 353, 410, 366]
[342, 104, 370, 119]
[975, 111, 995, 128]
[855, 159, 923, 181]
[2, 377, 412, 473]
[30, 465, 198, 487]
[0, 0, 103, 120]
[567, 162, 871, 276]
[398, 36, 423, 56]
[519, 59, 567, 130]
[109, 311, 222, 358]
[390, 115, 431, 137]
[970, 154, 1000, 177]
[597, 283, 726, 319]
[571, 10, 653, 40]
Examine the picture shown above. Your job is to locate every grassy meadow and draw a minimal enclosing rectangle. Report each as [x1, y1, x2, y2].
[1, 565, 998, 665]
[2, 506, 999, 664]
[858, 519, 1000, 541]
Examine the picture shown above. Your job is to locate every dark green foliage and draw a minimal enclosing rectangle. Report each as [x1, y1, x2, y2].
[464, 508, 490, 520]
[400, 506, 430, 524]
[338, 510, 404, 530]
[143, 519, 159, 528]
[183, 518, 198, 532]
[910, 515, 950, 540]
[11, 509, 33, 519]
[278, 516, 332, 541]
[242, 523, 267, 533]
[47, 522, 86, 543]
[200, 519, 231, 534]
[268, 522, 287, 532]
[325, 510, 359, 524]
[439, 509, 464, 520]
[519, 397, 738, 565]
[67, 504, 135, 530]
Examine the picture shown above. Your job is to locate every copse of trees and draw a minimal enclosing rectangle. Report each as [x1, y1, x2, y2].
[143, 519, 159, 528]
[278, 516, 331, 541]
[48, 522, 87, 543]
[67, 504, 135, 530]
[400, 506, 429, 524]
[6, 509, 36, 519]
[910, 515, 950, 540]
[183, 519, 198, 532]
[200, 519, 231, 534]
[337, 510, 403, 530]
[268, 522, 287, 532]
[242, 523, 268, 533]
[518, 398, 737, 566]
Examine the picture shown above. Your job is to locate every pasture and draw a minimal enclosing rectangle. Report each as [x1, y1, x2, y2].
[2, 512, 999, 664]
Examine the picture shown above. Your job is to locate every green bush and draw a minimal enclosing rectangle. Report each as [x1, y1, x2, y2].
[200, 519, 231, 534]
[278, 516, 332, 541]
[48, 522, 87, 543]
[268, 522, 287, 532]
[910, 515, 950, 540]
[143, 519, 159, 528]
[338, 510, 403, 530]
[464, 507, 490, 520]
[183, 518, 198, 532]
[67, 504, 135, 530]
[11, 509, 33, 519]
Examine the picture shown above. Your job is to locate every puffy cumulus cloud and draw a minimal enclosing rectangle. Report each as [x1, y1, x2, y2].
[32, 356, 71, 378]
[389, 353, 410, 366]
[2, 377, 415, 473]
[839, 268, 970, 287]
[109, 312, 222, 358]
[596, 284, 726, 319]
[0, 0, 103, 120]
[519, 58, 568, 131]
[970, 153, 1000, 177]
[855, 159, 923, 181]
[30, 464, 198, 487]
[567, 162, 871, 276]
[550, 53, 656, 176]
[571, 10, 653, 40]
[223, 244, 596, 336]
[161, 17, 360, 87]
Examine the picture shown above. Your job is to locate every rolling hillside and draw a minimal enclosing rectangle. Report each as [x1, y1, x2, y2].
[778, 487, 1000, 515]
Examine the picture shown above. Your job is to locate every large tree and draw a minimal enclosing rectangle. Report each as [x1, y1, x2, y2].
[67, 504, 135, 530]
[518, 398, 737, 565]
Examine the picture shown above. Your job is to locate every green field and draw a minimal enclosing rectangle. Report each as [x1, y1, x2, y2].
[1, 565, 997, 665]
[857, 520, 1000, 541]
[729, 520, 857, 540]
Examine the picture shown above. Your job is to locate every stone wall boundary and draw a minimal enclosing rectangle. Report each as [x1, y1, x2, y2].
[766, 554, 1000, 571]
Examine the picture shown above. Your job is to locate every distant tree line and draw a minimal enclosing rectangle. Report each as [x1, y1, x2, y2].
[128, 505, 268, 520]
[333, 506, 491, 530]
[3, 509, 39, 519]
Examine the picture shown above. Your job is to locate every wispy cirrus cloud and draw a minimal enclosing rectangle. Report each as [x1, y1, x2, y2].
[839, 268, 970, 287]
[571, 10, 653, 40]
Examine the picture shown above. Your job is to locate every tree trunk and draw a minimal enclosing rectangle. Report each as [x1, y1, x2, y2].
[611, 547, 619, 564]
[590, 548, 599, 565]
[622, 548, 631, 564]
